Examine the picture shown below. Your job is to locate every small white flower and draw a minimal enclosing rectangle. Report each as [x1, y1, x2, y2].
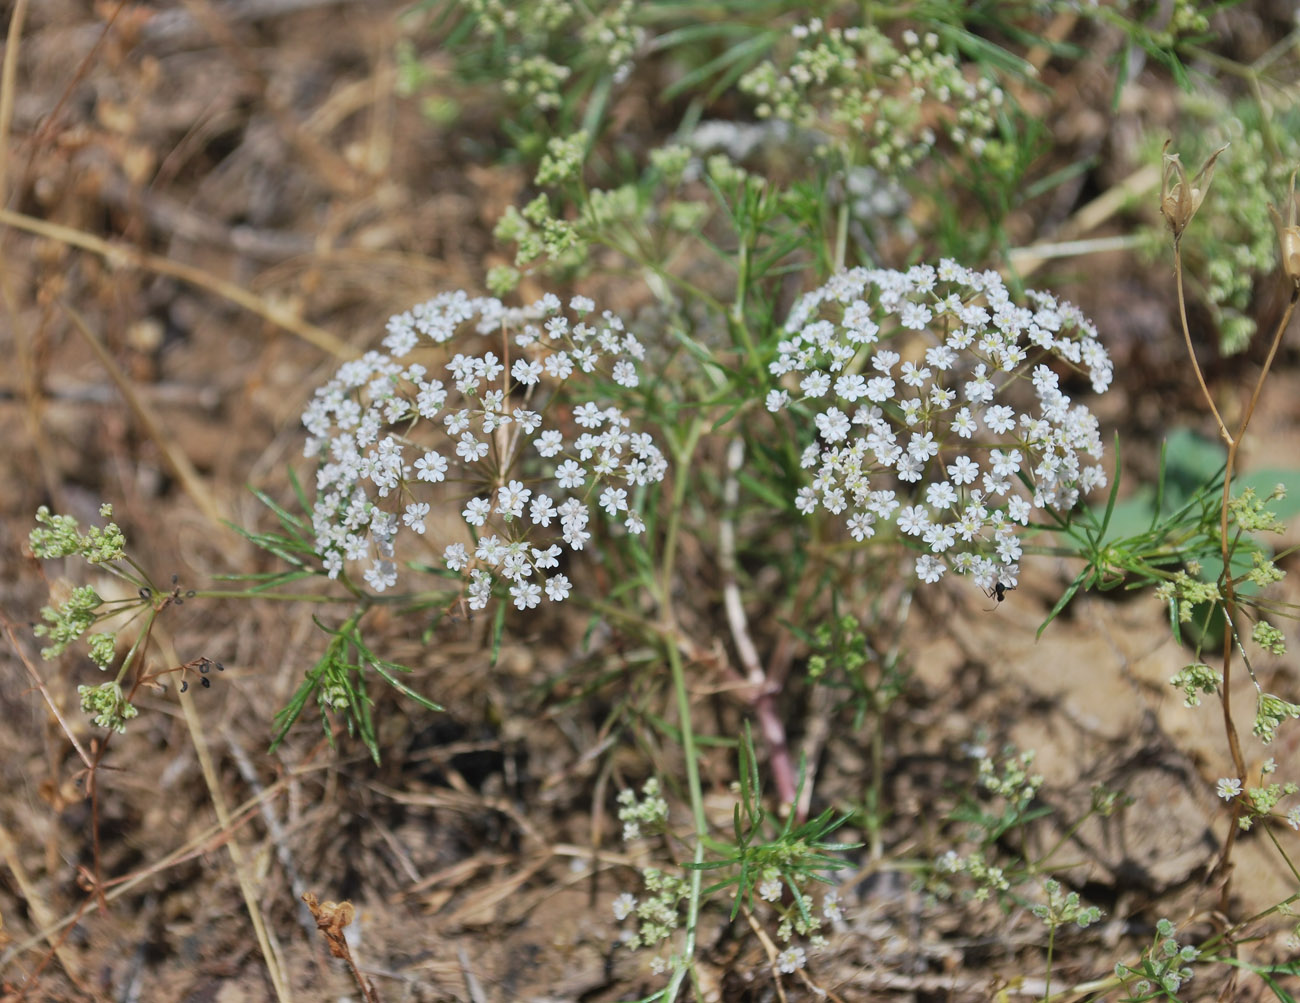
[599, 486, 629, 516]
[364, 559, 398, 593]
[415, 451, 448, 483]
[403, 502, 430, 534]
[777, 946, 807, 974]
[496, 480, 531, 519]
[444, 543, 468, 571]
[456, 431, 489, 462]
[574, 402, 605, 427]
[1216, 778, 1242, 801]
[556, 460, 585, 489]
[511, 358, 543, 385]
[462, 497, 491, 526]
[612, 893, 637, 921]
[916, 554, 945, 582]
[510, 581, 542, 610]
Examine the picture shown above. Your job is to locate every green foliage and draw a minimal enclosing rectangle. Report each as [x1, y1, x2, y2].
[1041, 430, 1298, 650]
[269, 612, 443, 765]
[687, 726, 858, 921]
[1115, 918, 1202, 1001]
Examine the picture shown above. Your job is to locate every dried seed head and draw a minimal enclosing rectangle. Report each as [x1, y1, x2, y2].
[1268, 167, 1300, 291]
[1160, 140, 1229, 240]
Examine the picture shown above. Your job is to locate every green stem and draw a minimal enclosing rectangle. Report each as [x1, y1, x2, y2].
[655, 417, 709, 1000]
[662, 638, 707, 1003]
[194, 590, 361, 603]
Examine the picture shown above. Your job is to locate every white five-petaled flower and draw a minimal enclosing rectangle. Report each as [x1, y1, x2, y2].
[1216, 777, 1242, 801]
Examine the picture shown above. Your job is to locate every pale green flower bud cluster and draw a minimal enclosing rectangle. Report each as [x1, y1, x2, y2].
[933, 849, 1011, 903]
[34, 585, 104, 661]
[978, 748, 1043, 808]
[1229, 485, 1287, 534]
[87, 632, 117, 669]
[648, 144, 692, 185]
[1253, 693, 1300, 745]
[616, 867, 690, 952]
[1225, 760, 1300, 831]
[577, 0, 643, 84]
[1169, 662, 1221, 707]
[30, 504, 125, 563]
[494, 197, 586, 267]
[1246, 550, 1286, 591]
[535, 131, 588, 187]
[1252, 620, 1286, 656]
[1116, 918, 1200, 998]
[458, 0, 643, 107]
[503, 54, 570, 112]
[769, 262, 1111, 594]
[1031, 878, 1103, 929]
[78, 681, 139, 734]
[740, 21, 1004, 175]
[302, 291, 667, 610]
[1153, 572, 1221, 623]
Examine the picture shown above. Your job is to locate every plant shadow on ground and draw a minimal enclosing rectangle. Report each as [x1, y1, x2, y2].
[2, 2, 1299, 1001]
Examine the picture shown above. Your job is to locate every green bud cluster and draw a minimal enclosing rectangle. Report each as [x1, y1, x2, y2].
[1153, 572, 1222, 623]
[1251, 620, 1286, 656]
[1234, 766, 1300, 832]
[1229, 486, 1286, 534]
[620, 866, 690, 951]
[502, 54, 570, 112]
[30, 504, 125, 563]
[458, 0, 642, 112]
[534, 131, 587, 187]
[978, 748, 1043, 808]
[78, 681, 139, 734]
[34, 585, 104, 660]
[1254, 693, 1300, 745]
[1031, 877, 1103, 929]
[1169, 662, 1221, 708]
[935, 849, 1011, 903]
[1116, 918, 1200, 997]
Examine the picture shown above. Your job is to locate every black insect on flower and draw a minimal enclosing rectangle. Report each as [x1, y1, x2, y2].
[983, 582, 1016, 610]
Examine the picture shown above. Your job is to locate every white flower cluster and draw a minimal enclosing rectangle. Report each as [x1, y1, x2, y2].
[302, 291, 667, 609]
[740, 21, 1005, 173]
[768, 261, 1112, 592]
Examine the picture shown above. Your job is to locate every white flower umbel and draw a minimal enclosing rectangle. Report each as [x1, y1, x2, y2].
[769, 261, 1112, 592]
[302, 291, 667, 608]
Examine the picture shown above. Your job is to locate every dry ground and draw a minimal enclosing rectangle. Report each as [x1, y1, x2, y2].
[2, 2, 1299, 1001]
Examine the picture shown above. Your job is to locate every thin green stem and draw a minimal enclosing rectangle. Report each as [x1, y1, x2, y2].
[194, 590, 359, 603]
[655, 418, 709, 1001]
